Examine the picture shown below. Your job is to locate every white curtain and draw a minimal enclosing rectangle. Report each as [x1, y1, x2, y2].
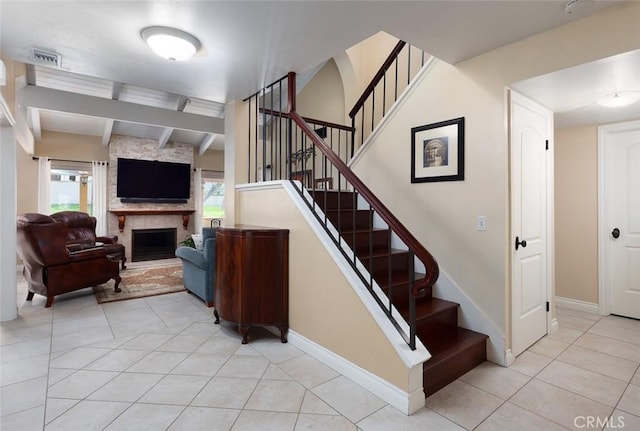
[194, 168, 203, 234]
[92, 161, 108, 236]
[37, 157, 51, 214]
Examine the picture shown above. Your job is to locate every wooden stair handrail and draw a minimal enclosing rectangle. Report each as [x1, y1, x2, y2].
[348, 40, 407, 119]
[259, 108, 355, 132]
[289, 110, 439, 296]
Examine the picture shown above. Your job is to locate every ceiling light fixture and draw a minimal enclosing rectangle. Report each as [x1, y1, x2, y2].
[141, 26, 201, 61]
[597, 91, 640, 108]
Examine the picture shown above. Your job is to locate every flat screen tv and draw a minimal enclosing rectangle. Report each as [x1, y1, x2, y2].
[116, 158, 191, 203]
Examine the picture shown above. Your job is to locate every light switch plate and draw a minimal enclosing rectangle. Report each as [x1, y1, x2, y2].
[476, 216, 487, 231]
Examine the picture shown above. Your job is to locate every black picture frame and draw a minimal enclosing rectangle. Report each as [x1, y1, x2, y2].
[411, 117, 464, 183]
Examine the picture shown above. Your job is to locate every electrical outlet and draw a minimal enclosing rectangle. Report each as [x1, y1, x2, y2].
[476, 216, 487, 231]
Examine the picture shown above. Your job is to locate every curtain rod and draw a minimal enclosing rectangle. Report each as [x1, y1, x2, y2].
[32, 157, 108, 165]
[194, 168, 224, 173]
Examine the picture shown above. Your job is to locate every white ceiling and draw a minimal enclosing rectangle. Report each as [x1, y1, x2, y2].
[512, 49, 640, 129]
[1, 0, 636, 147]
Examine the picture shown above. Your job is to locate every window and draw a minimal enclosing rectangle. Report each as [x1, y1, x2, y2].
[50, 162, 92, 214]
[201, 170, 224, 226]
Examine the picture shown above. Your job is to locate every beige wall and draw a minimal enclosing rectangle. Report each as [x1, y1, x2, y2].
[237, 186, 414, 392]
[0, 57, 23, 119]
[195, 149, 224, 171]
[297, 59, 345, 125]
[36, 130, 108, 160]
[345, 32, 399, 103]
[16, 140, 38, 216]
[554, 126, 599, 303]
[17, 131, 110, 216]
[348, 2, 640, 347]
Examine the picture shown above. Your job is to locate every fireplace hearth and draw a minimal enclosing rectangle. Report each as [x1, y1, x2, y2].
[132, 228, 177, 262]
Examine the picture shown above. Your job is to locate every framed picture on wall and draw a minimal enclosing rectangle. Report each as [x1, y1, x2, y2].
[411, 117, 465, 183]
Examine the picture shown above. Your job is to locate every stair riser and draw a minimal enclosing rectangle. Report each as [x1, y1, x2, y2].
[423, 341, 486, 397]
[343, 230, 389, 253]
[382, 285, 421, 308]
[312, 191, 357, 210]
[325, 210, 372, 231]
[415, 307, 458, 334]
[359, 252, 410, 274]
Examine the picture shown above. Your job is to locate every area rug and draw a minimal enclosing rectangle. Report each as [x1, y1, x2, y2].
[93, 264, 185, 304]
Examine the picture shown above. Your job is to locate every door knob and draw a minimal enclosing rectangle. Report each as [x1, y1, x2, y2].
[515, 236, 527, 250]
[612, 228, 620, 239]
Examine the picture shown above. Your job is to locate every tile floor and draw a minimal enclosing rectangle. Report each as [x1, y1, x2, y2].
[1, 262, 639, 430]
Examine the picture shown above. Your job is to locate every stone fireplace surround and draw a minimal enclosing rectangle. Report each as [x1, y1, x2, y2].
[108, 136, 195, 264]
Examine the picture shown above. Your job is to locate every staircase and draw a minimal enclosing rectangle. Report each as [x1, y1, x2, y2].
[313, 189, 488, 396]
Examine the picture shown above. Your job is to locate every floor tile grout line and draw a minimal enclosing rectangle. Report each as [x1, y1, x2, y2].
[45, 321, 218, 427]
[607, 362, 640, 421]
[523, 313, 626, 412]
[474, 310, 600, 431]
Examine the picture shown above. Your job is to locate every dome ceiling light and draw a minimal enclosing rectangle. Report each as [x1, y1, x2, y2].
[597, 90, 640, 108]
[141, 26, 201, 61]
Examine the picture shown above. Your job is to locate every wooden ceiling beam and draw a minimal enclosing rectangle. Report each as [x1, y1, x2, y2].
[19, 85, 224, 135]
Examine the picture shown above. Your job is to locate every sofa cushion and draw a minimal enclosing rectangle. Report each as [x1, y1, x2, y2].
[175, 246, 207, 269]
[51, 211, 97, 244]
[202, 227, 217, 242]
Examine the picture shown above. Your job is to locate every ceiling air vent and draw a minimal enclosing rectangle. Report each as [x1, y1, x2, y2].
[32, 49, 61, 68]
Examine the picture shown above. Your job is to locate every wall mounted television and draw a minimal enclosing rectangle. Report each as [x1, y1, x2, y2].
[116, 158, 191, 203]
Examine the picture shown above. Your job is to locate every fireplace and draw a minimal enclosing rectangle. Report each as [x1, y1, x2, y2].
[132, 228, 177, 262]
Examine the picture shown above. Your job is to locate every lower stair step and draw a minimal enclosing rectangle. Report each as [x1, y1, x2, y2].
[422, 326, 488, 397]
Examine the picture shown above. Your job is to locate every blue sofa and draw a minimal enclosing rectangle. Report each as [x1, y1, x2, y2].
[175, 228, 218, 320]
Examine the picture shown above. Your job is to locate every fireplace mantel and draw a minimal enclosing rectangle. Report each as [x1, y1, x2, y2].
[109, 209, 195, 232]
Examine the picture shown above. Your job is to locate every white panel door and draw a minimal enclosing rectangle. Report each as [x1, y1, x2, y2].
[511, 91, 552, 357]
[600, 121, 640, 319]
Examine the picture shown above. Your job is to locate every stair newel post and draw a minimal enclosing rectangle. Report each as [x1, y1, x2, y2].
[408, 250, 416, 350]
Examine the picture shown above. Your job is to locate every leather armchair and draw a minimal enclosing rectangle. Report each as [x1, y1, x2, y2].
[51, 211, 126, 269]
[17, 213, 122, 308]
[175, 228, 218, 317]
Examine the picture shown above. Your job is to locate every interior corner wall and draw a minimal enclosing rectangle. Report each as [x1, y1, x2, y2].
[224, 100, 250, 225]
[555, 126, 599, 304]
[296, 59, 345, 125]
[345, 31, 400, 100]
[347, 1, 640, 345]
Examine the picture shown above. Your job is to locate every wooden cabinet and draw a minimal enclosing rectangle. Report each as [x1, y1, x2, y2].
[215, 225, 289, 344]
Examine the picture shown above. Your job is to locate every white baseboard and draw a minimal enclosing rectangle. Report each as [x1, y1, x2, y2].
[555, 296, 599, 314]
[287, 330, 424, 415]
[549, 318, 559, 334]
[504, 349, 515, 367]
